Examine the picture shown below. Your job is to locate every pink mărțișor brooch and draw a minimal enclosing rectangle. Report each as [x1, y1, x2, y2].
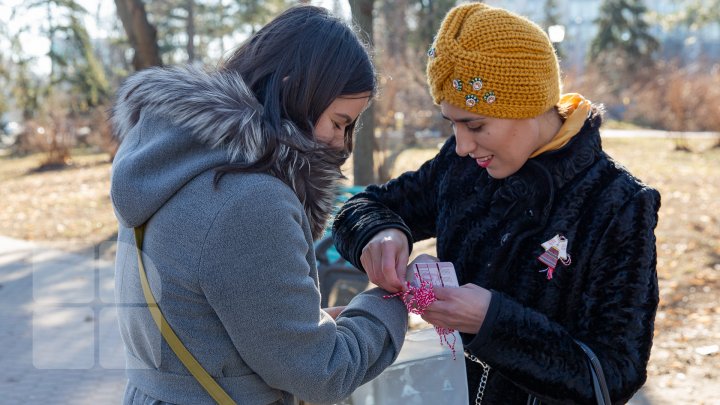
[538, 234, 572, 280]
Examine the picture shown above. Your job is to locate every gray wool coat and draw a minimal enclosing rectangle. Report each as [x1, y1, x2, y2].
[110, 66, 408, 405]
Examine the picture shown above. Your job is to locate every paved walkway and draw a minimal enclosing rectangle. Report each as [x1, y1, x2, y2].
[0, 236, 126, 404]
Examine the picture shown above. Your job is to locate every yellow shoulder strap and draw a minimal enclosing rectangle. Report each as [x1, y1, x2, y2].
[133, 225, 237, 405]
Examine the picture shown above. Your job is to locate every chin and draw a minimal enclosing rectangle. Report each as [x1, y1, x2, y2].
[486, 167, 518, 180]
[486, 169, 507, 179]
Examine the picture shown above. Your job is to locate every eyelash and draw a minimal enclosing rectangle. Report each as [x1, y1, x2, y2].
[448, 122, 483, 133]
[468, 125, 483, 133]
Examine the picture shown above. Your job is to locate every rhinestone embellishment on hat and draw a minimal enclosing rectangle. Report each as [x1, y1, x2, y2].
[465, 94, 479, 107]
[469, 77, 483, 91]
[427, 47, 436, 58]
[483, 91, 496, 104]
[452, 79, 463, 91]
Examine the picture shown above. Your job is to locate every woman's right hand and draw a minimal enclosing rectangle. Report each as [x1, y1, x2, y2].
[360, 228, 410, 293]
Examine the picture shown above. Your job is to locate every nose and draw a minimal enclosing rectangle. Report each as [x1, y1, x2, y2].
[454, 127, 475, 157]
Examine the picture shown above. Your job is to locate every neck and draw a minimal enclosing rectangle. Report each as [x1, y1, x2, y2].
[537, 108, 563, 146]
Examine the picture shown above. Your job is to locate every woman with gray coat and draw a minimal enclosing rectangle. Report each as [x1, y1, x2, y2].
[110, 6, 407, 404]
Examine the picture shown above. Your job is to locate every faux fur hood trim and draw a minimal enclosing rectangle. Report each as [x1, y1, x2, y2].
[111, 65, 343, 239]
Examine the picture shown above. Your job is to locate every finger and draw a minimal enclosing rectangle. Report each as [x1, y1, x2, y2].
[365, 242, 402, 292]
[413, 253, 438, 264]
[420, 312, 449, 329]
[360, 249, 370, 274]
[425, 299, 451, 315]
[360, 248, 373, 279]
[380, 240, 404, 291]
[322, 306, 346, 319]
[361, 243, 381, 285]
[431, 286, 453, 300]
[396, 247, 410, 289]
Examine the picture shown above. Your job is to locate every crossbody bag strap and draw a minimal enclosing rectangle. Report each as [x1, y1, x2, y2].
[526, 339, 611, 405]
[574, 340, 612, 405]
[134, 225, 237, 405]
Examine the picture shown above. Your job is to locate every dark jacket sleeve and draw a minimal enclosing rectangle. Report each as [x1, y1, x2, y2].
[466, 187, 661, 404]
[332, 137, 454, 271]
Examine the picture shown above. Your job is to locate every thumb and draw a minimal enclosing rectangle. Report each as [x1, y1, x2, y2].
[432, 286, 454, 300]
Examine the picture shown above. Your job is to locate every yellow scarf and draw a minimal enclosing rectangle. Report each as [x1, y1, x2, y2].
[530, 93, 591, 158]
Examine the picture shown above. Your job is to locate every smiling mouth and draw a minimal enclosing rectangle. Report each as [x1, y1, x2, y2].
[475, 155, 493, 168]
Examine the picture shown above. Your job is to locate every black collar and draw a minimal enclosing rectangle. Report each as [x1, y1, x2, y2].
[533, 110, 604, 189]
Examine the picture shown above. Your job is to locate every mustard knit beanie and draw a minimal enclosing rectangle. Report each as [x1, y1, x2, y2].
[427, 3, 561, 119]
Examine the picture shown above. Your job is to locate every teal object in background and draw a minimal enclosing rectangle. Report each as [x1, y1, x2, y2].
[315, 185, 369, 308]
[320, 185, 365, 263]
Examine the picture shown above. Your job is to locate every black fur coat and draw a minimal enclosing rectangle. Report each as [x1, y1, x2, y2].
[333, 111, 661, 404]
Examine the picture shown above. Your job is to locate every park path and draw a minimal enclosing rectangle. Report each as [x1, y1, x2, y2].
[0, 236, 126, 404]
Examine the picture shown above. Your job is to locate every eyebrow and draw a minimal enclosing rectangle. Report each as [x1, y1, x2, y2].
[334, 113, 353, 124]
[441, 114, 485, 123]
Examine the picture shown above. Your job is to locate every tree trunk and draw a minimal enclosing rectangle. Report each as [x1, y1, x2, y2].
[114, 0, 162, 70]
[186, 0, 196, 63]
[349, 0, 376, 186]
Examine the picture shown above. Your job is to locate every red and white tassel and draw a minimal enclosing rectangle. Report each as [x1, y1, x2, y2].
[384, 279, 458, 359]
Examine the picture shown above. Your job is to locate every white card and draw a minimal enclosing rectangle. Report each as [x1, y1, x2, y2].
[406, 262, 459, 288]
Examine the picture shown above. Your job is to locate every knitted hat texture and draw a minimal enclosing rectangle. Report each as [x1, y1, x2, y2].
[427, 3, 561, 119]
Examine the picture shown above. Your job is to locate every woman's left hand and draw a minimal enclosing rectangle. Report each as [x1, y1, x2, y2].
[421, 284, 492, 334]
[323, 306, 346, 320]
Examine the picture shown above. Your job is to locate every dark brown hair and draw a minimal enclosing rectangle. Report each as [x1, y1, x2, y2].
[214, 5, 375, 185]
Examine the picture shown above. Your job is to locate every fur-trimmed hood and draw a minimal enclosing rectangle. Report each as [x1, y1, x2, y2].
[110, 65, 343, 239]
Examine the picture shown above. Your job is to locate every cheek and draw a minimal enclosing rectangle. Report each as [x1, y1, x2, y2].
[492, 129, 523, 164]
[505, 125, 527, 148]
[313, 118, 332, 144]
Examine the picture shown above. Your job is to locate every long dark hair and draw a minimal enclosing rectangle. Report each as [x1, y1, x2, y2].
[214, 5, 375, 185]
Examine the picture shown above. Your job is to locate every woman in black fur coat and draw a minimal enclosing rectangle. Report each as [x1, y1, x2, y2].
[332, 3, 660, 404]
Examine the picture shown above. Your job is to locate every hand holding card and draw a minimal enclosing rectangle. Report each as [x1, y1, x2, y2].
[407, 261, 459, 289]
[385, 258, 461, 359]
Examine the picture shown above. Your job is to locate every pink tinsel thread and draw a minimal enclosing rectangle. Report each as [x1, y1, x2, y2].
[384, 279, 458, 359]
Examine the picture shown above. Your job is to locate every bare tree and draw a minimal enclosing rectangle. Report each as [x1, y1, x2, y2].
[349, 0, 376, 185]
[114, 0, 162, 70]
[186, 0, 196, 63]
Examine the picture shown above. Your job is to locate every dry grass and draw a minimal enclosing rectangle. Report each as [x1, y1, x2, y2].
[0, 150, 116, 253]
[602, 138, 720, 403]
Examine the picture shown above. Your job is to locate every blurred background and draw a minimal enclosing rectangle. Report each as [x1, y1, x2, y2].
[0, 0, 718, 404]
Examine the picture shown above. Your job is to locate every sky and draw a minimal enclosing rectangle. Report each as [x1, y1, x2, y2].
[0, 0, 348, 75]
